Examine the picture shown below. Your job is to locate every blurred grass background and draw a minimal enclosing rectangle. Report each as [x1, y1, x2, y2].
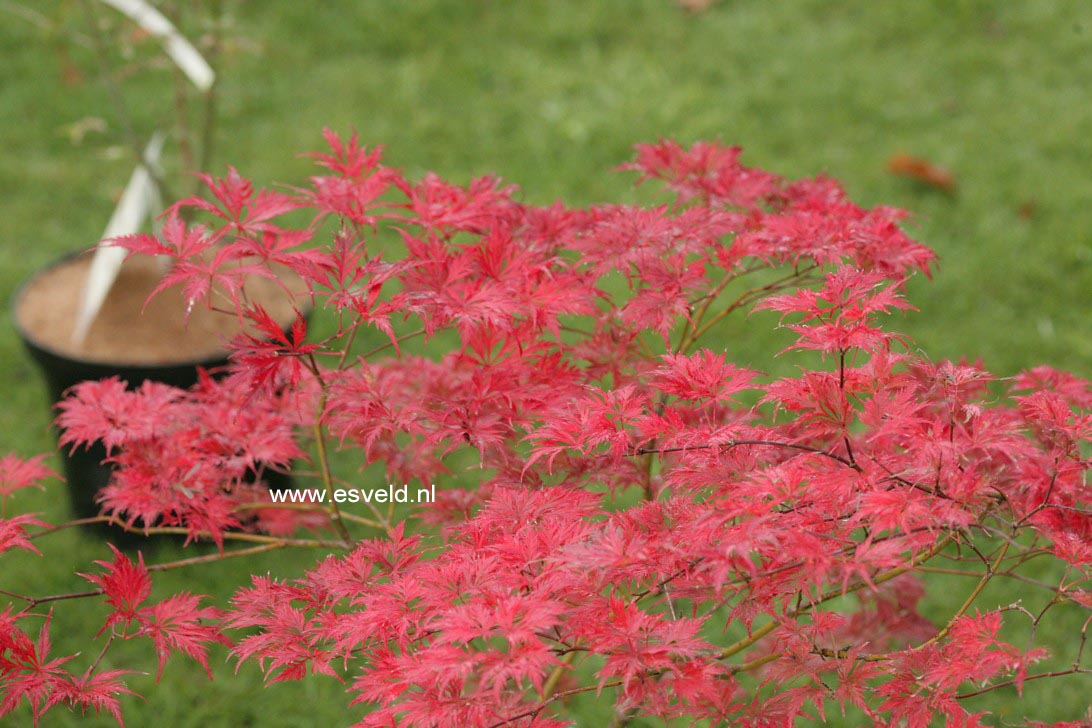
[0, 0, 1090, 725]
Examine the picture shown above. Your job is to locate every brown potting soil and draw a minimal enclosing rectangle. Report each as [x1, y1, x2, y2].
[15, 253, 305, 365]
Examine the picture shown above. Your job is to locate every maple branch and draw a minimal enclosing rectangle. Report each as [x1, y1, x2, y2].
[632, 559, 702, 603]
[1075, 613, 1092, 669]
[86, 634, 116, 677]
[559, 323, 594, 338]
[910, 541, 1009, 651]
[231, 501, 325, 513]
[169, 31, 195, 177]
[1026, 594, 1063, 654]
[194, 0, 223, 179]
[29, 516, 346, 548]
[490, 681, 623, 727]
[361, 327, 426, 360]
[718, 533, 956, 661]
[137, 526, 346, 548]
[729, 652, 780, 674]
[635, 439, 856, 469]
[146, 542, 291, 572]
[540, 651, 577, 703]
[230, 501, 384, 530]
[1041, 503, 1092, 516]
[29, 516, 117, 539]
[916, 565, 1058, 592]
[1, 0, 93, 45]
[335, 321, 361, 370]
[679, 264, 818, 352]
[635, 526, 954, 609]
[674, 266, 742, 353]
[1012, 470, 1060, 529]
[5, 588, 105, 613]
[837, 348, 860, 468]
[77, 0, 173, 202]
[307, 352, 355, 546]
[955, 668, 1092, 700]
[5, 546, 336, 614]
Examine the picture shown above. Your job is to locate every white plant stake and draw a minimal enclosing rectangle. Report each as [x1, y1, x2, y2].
[98, 0, 215, 92]
[70, 2, 217, 345]
[71, 132, 165, 347]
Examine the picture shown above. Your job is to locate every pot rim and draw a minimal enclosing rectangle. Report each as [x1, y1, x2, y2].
[12, 249, 310, 370]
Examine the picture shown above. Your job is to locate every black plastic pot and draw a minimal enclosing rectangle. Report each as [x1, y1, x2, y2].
[12, 252, 297, 544]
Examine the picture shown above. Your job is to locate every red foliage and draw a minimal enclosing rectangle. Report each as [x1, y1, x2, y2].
[79, 546, 228, 680]
[0, 454, 54, 499]
[3, 135, 1089, 726]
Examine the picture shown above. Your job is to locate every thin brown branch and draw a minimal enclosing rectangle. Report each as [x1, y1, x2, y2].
[490, 681, 622, 727]
[718, 533, 955, 660]
[77, 0, 174, 201]
[635, 438, 857, 469]
[955, 668, 1091, 699]
[146, 542, 287, 571]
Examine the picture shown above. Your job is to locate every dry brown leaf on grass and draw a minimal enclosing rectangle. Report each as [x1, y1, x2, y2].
[677, 0, 715, 13]
[886, 153, 956, 193]
[1017, 199, 1037, 220]
[59, 116, 107, 145]
[55, 46, 86, 86]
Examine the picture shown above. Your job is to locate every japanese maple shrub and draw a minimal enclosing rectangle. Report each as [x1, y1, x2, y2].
[2, 135, 1090, 726]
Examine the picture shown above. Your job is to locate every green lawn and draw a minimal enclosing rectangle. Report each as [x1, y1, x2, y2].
[1, 1, 1089, 725]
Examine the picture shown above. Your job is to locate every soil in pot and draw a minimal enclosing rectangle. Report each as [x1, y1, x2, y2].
[16, 252, 300, 365]
[14, 251, 306, 543]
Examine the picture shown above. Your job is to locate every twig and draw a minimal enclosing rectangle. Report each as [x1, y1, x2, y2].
[718, 533, 955, 660]
[12, 589, 105, 613]
[911, 542, 1009, 651]
[539, 651, 577, 703]
[307, 352, 355, 545]
[146, 541, 286, 571]
[29, 515, 345, 548]
[489, 681, 622, 727]
[193, 0, 224, 180]
[77, 0, 174, 201]
[955, 668, 1091, 699]
[635, 438, 857, 470]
